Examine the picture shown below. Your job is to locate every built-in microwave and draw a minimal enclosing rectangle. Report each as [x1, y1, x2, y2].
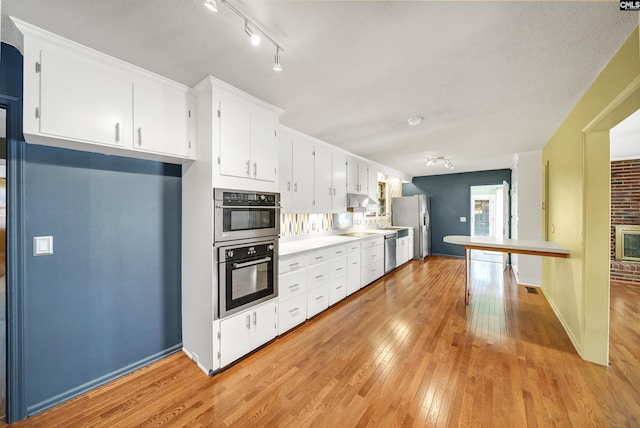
[216, 237, 278, 319]
[213, 188, 280, 243]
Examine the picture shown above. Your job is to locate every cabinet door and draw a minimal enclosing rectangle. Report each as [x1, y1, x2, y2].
[252, 301, 277, 349]
[347, 252, 360, 295]
[291, 136, 315, 211]
[408, 236, 414, 260]
[218, 90, 251, 179]
[278, 130, 293, 210]
[329, 277, 347, 306]
[358, 161, 369, 195]
[332, 151, 347, 212]
[39, 48, 131, 147]
[251, 105, 278, 182]
[133, 77, 188, 157]
[307, 284, 329, 318]
[219, 311, 252, 367]
[346, 156, 359, 193]
[278, 294, 306, 335]
[314, 144, 333, 212]
[396, 238, 404, 266]
[367, 163, 378, 198]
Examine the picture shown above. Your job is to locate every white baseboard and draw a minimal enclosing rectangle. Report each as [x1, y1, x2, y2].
[182, 347, 212, 376]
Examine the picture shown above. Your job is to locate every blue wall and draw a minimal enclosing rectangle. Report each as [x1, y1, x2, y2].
[404, 169, 512, 257]
[1, 42, 183, 419]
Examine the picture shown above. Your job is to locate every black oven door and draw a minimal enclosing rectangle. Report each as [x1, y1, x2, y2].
[218, 239, 278, 318]
[214, 204, 279, 242]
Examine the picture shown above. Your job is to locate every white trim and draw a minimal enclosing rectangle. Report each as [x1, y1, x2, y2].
[181, 347, 212, 376]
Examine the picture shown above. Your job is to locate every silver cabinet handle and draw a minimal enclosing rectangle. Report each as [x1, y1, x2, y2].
[352, 261, 358, 265]
[294, 183, 298, 192]
[137, 127, 142, 146]
[287, 181, 291, 191]
[315, 296, 324, 301]
[253, 162, 257, 177]
[289, 307, 300, 314]
[315, 256, 324, 260]
[335, 267, 343, 272]
[246, 314, 251, 329]
[115, 123, 120, 142]
[289, 262, 299, 268]
[246, 160, 250, 175]
[329, 187, 332, 195]
[289, 283, 300, 290]
[315, 274, 324, 279]
[336, 286, 343, 289]
[333, 188, 336, 196]
[233, 257, 272, 269]
[253, 311, 257, 326]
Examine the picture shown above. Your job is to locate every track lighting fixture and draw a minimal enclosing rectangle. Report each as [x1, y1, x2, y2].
[204, 0, 218, 12]
[207, 0, 285, 71]
[426, 155, 454, 170]
[273, 47, 282, 71]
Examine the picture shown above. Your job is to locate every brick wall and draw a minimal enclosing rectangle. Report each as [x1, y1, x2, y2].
[611, 159, 640, 283]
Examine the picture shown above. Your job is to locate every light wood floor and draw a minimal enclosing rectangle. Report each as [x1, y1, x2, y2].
[8, 257, 640, 427]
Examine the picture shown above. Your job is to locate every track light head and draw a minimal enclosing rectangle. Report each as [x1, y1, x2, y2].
[244, 21, 261, 46]
[204, 0, 218, 12]
[273, 48, 282, 71]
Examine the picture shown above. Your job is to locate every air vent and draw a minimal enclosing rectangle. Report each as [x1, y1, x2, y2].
[525, 286, 538, 294]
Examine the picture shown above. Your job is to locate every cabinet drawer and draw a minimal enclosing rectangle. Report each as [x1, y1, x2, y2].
[307, 262, 330, 290]
[329, 277, 347, 306]
[278, 294, 307, 335]
[361, 245, 384, 266]
[347, 241, 361, 253]
[329, 257, 347, 279]
[279, 269, 307, 301]
[361, 237, 384, 250]
[328, 244, 347, 258]
[279, 254, 307, 275]
[307, 248, 331, 266]
[361, 261, 384, 287]
[307, 284, 329, 319]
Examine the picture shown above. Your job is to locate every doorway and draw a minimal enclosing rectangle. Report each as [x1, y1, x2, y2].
[470, 184, 505, 263]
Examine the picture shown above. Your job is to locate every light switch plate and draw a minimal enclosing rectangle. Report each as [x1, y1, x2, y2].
[460, 217, 467, 223]
[33, 236, 53, 256]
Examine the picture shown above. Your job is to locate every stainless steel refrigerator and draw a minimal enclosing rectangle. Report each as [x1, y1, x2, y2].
[391, 195, 431, 260]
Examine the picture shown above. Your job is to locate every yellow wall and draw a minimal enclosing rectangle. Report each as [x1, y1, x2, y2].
[542, 28, 640, 365]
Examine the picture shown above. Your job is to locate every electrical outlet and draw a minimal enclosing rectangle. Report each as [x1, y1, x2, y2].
[460, 217, 467, 223]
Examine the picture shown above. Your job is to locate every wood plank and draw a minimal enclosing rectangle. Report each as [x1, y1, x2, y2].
[6, 258, 640, 427]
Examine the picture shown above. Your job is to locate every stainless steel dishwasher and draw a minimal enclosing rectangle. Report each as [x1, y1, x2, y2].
[384, 232, 397, 273]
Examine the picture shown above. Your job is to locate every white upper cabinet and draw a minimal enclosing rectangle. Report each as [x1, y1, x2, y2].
[332, 151, 348, 212]
[291, 136, 315, 211]
[250, 104, 279, 182]
[347, 156, 370, 195]
[133, 76, 189, 157]
[367, 164, 378, 198]
[214, 83, 280, 185]
[218, 88, 252, 178]
[14, 18, 193, 164]
[38, 48, 131, 148]
[278, 129, 294, 210]
[314, 144, 333, 212]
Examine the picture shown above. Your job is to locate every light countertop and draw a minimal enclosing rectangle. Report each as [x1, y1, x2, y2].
[443, 235, 569, 257]
[279, 228, 404, 257]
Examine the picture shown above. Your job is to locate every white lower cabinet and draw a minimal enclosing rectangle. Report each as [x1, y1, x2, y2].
[307, 283, 330, 318]
[278, 294, 307, 335]
[360, 237, 385, 287]
[397, 236, 410, 266]
[219, 300, 277, 368]
[278, 254, 308, 335]
[347, 252, 361, 295]
[329, 276, 347, 306]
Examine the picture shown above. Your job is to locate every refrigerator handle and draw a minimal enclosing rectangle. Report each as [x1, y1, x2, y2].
[423, 213, 426, 226]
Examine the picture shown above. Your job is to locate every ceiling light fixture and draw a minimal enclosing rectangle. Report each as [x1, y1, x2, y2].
[426, 155, 454, 170]
[408, 115, 423, 126]
[244, 21, 261, 46]
[204, 0, 218, 12]
[214, 0, 285, 71]
[273, 47, 282, 71]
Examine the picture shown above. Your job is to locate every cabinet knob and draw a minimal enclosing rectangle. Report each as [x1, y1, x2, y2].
[137, 127, 142, 146]
[115, 123, 120, 142]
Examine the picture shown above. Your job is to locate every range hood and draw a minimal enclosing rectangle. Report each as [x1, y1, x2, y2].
[347, 193, 377, 213]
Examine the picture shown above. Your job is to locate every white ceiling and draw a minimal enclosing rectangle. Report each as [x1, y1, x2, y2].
[1, 1, 637, 177]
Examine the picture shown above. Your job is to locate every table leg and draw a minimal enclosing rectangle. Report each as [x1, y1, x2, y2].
[465, 247, 470, 305]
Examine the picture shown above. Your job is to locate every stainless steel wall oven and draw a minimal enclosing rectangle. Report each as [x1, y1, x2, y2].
[213, 189, 280, 319]
[214, 188, 280, 243]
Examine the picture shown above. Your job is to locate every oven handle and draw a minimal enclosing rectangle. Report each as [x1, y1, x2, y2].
[215, 203, 281, 210]
[232, 257, 272, 269]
